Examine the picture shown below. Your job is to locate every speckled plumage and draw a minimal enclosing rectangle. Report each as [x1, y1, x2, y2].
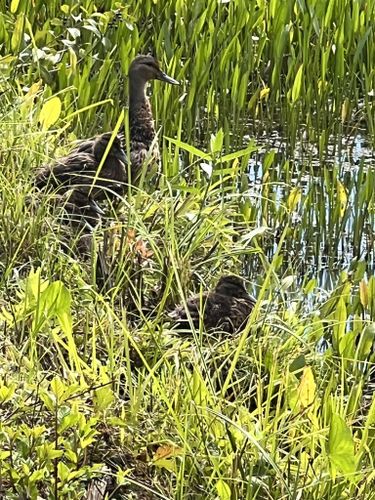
[129, 99, 160, 179]
[69, 55, 178, 183]
[35, 55, 178, 228]
[170, 275, 256, 334]
[128, 54, 178, 179]
[36, 133, 127, 201]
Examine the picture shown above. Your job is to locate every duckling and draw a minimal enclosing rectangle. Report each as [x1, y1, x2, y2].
[72, 55, 179, 181]
[169, 275, 256, 334]
[36, 133, 127, 201]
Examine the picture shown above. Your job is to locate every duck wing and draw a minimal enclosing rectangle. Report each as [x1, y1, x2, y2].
[35, 152, 98, 191]
[70, 137, 96, 155]
[170, 292, 255, 334]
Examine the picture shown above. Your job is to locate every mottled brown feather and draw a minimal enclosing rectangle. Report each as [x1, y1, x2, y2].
[35, 133, 127, 201]
[170, 275, 256, 334]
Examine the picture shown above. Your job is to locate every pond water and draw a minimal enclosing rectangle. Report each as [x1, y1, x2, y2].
[243, 125, 374, 297]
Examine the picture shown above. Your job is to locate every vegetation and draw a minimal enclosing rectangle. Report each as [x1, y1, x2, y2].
[0, 0, 374, 498]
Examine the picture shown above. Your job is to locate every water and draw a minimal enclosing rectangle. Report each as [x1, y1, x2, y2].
[244, 126, 374, 297]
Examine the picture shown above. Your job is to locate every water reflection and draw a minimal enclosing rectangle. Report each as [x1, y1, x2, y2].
[244, 128, 374, 295]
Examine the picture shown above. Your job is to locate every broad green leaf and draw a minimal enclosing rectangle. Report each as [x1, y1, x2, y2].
[50, 377, 66, 403]
[11, 14, 24, 52]
[29, 469, 46, 483]
[39, 390, 55, 411]
[58, 461, 70, 482]
[303, 278, 317, 295]
[210, 128, 224, 154]
[333, 296, 347, 352]
[10, 0, 20, 14]
[356, 324, 375, 360]
[341, 98, 350, 123]
[24, 80, 42, 99]
[216, 479, 231, 500]
[264, 150, 275, 169]
[339, 331, 356, 360]
[152, 458, 176, 473]
[286, 373, 299, 410]
[297, 366, 316, 408]
[329, 413, 357, 478]
[94, 385, 115, 412]
[58, 412, 80, 433]
[292, 64, 304, 103]
[289, 354, 306, 373]
[336, 180, 348, 217]
[0, 383, 16, 403]
[359, 280, 368, 307]
[39, 96, 62, 130]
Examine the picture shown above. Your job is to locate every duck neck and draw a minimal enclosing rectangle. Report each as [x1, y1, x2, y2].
[129, 77, 156, 147]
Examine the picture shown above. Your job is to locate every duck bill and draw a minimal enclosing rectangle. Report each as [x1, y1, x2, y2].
[158, 70, 179, 85]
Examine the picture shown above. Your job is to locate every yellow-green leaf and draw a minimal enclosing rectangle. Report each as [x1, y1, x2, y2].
[94, 385, 115, 412]
[297, 366, 316, 408]
[287, 187, 301, 211]
[336, 179, 348, 217]
[39, 96, 62, 130]
[292, 64, 304, 103]
[24, 80, 43, 99]
[359, 280, 368, 307]
[356, 323, 375, 360]
[10, 0, 20, 14]
[216, 479, 231, 500]
[329, 413, 357, 479]
[11, 14, 25, 53]
[152, 458, 176, 473]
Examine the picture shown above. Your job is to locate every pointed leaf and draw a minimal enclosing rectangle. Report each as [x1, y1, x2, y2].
[291, 64, 304, 103]
[329, 413, 357, 478]
[39, 96, 62, 130]
[216, 479, 231, 500]
[297, 366, 316, 408]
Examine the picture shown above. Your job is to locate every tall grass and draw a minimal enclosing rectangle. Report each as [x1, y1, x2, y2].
[0, 0, 374, 498]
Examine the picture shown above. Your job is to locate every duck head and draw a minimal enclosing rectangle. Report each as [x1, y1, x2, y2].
[214, 275, 249, 298]
[129, 55, 179, 86]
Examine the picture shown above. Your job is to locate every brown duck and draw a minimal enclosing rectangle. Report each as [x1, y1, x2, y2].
[170, 275, 256, 334]
[72, 54, 179, 182]
[35, 132, 127, 202]
[36, 55, 178, 201]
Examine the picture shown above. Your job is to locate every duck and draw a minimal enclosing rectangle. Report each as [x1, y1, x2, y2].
[35, 132, 127, 202]
[35, 55, 178, 227]
[73, 54, 179, 182]
[169, 275, 256, 334]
